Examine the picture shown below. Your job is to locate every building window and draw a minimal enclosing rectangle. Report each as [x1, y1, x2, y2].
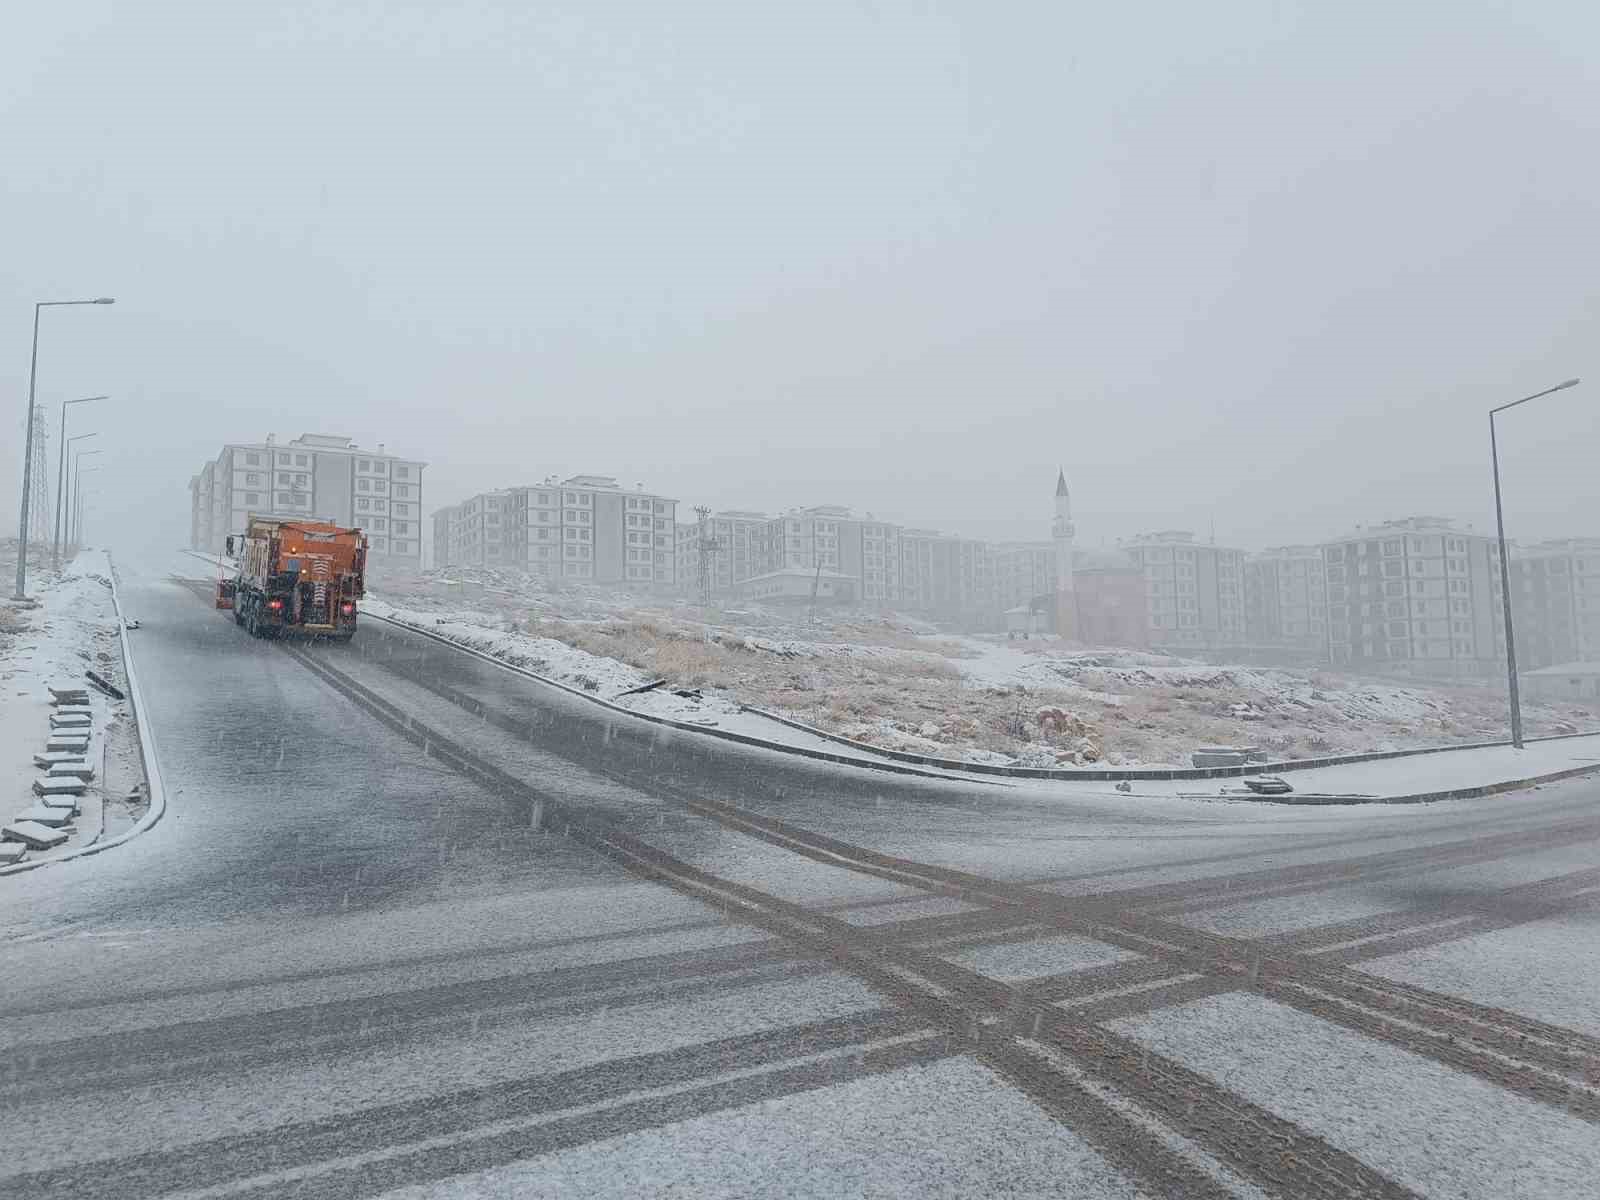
[244, 492, 259, 505]
[394, 485, 411, 498]
[246, 453, 262, 465]
[395, 465, 409, 478]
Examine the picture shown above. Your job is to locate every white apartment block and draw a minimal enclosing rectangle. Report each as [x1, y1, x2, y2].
[189, 434, 425, 568]
[1323, 517, 1498, 676]
[992, 542, 1057, 614]
[1123, 531, 1245, 646]
[433, 489, 518, 571]
[1244, 546, 1327, 651]
[1501, 537, 1600, 668]
[666, 503, 998, 616]
[742, 506, 864, 602]
[432, 475, 677, 588]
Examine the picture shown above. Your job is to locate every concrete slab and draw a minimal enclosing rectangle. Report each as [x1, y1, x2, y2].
[47, 763, 95, 781]
[0, 841, 26, 864]
[49, 714, 93, 729]
[48, 686, 88, 703]
[14, 807, 73, 828]
[2, 821, 69, 849]
[32, 752, 87, 768]
[45, 736, 91, 752]
[33, 779, 87, 798]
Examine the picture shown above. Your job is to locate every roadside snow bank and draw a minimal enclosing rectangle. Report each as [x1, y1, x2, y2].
[0, 552, 133, 865]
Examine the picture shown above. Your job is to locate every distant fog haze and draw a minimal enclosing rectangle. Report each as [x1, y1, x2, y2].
[3, 1, 1595, 558]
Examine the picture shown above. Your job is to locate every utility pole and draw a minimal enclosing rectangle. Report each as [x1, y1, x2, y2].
[693, 506, 720, 607]
[27, 406, 50, 545]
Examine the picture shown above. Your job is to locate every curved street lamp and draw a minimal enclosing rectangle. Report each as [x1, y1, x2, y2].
[74, 467, 105, 546]
[54, 396, 108, 568]
[68, 448, 102, 550]
[1490, 377, 1581, 748]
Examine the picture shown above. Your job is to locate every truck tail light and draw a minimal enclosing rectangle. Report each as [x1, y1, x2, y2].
[341, 602, 355, 615]
[267, 598, 284, 611]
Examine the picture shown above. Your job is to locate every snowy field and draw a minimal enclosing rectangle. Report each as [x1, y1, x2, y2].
[357, 565, 1598, 772]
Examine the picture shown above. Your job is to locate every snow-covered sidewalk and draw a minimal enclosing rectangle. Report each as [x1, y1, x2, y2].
[0, 552, 141, 867]
[1106, 732, 1600, 803]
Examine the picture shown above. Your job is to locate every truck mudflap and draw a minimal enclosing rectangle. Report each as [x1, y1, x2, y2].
[215, 580, 235, 610]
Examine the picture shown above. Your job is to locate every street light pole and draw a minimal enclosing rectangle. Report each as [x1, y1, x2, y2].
[53, 396, 107, 569]
[68, 448, 102, 551]
[12, 297, 115, 598]
[1489, 377, 1580, 750]
[57, 428, 102, 567]
[75, 468, 104, 546]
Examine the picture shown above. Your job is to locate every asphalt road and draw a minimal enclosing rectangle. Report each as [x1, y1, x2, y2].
[3, 559, 1599, 1198]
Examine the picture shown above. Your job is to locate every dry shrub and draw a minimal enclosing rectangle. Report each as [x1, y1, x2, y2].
[871, 654, 961, 681]
[652, 640, 737, 688]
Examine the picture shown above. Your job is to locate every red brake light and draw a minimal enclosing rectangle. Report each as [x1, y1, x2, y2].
[341, 602, 355, 614]
[268, 599, 284, 610]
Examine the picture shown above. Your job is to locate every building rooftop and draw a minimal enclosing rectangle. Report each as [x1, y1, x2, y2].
[1328, 516, 1485, 542]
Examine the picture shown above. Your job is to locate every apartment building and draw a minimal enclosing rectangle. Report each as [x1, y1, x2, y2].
[435, 490, 519, 570]
[1243, 546, 1328, 652]
[1122, 531, 1245, 647]
[1323, 517, 1498, 676]
[189, 434, 426, 568]
[737, 506, 868, 603]
[431, 475, 677, 588]
[1502, 538, 1600, 668]
[991, 542, 1057, 614]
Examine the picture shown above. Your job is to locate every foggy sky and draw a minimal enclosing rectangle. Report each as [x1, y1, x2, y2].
[3, 1, 1596, 560]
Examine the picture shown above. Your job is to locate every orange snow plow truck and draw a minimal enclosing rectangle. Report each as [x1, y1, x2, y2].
[217, 518, 367, 640]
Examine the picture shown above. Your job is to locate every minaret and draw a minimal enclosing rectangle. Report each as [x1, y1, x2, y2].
[1053, 468, 1076, 639]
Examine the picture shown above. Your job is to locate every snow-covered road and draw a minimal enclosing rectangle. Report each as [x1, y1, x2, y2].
[2, 555, 1598, 1198]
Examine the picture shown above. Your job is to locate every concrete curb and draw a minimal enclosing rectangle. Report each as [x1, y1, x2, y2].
[1, 555, 168, 877]
[739, 704, 1600, 783]
[360, 612, 976, 784]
